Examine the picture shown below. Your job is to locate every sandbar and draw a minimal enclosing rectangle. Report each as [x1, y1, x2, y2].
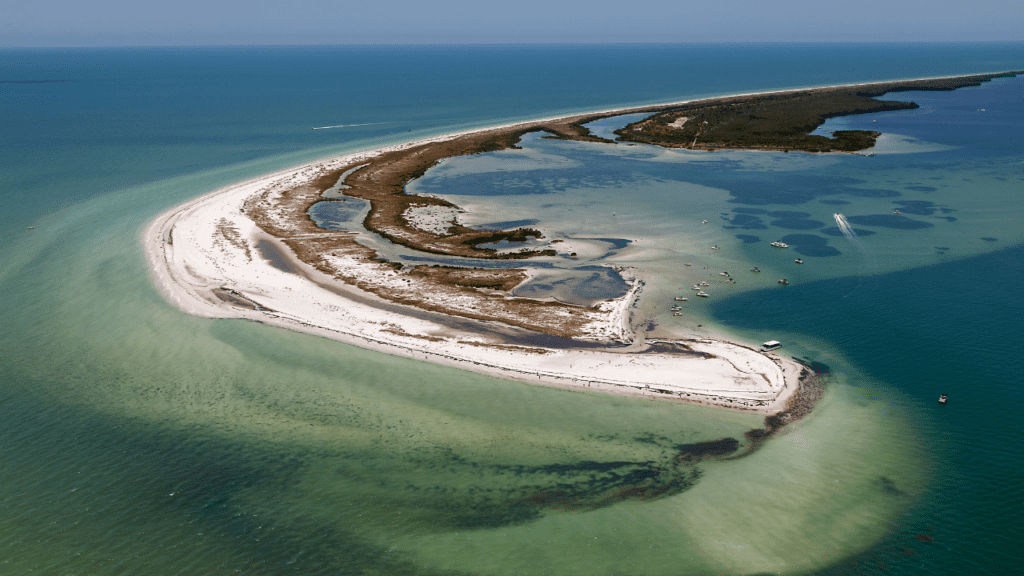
[142, 73, 1018, 415]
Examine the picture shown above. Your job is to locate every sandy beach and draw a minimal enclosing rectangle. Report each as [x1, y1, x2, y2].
[141, 108, 816, 414]
[151, 72, 1016, 414]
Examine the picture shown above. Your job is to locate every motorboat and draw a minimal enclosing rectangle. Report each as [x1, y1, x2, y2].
[778, 279, 789, 285]
[719, 272, 729, 276]
[692, 285, 702, 290]
[696, 291, 709, 297]
[674, 297, 688, 301]
[795, 259, 804, 264]
[939, 394, 948, 404]
[771, 241, 789, 248]
[750, 267, 760, 272]
[699, 281, 709, 286]
[711, 245, 720, 250]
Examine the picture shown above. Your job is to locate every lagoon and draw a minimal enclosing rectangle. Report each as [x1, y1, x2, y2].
[2, 44, 1023, 575]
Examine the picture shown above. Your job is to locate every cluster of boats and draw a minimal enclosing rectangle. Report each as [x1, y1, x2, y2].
[674, 239, 806, 312]
[689, 281, 710, 298]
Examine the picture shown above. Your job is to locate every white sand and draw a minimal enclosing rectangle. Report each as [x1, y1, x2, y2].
[139, 100, 833, 414]
[668, 116, 690, 129]
[402, 205, 462, 235]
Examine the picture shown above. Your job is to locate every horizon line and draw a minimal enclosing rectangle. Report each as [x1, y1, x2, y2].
[4, 40, 1024, 50]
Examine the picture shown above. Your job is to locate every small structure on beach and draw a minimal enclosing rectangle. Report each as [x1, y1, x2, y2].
[761, 340, 782, 351]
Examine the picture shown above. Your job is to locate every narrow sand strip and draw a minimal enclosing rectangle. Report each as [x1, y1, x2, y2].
[138, 91, 864, 413]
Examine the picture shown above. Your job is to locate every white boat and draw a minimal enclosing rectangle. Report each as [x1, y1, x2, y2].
[761, 340, 782, 351]
[691, 285, 702, 290]
[699, 281, 709, 286]
[794, 259, 804, 264]
[719, 272, 729, 276]
[771, 241, 789, 248]
[711, 245, 720, 250]
[696, 291, 709, 297]
[674, 296, 688, 301]
[673, 312, 683, 316]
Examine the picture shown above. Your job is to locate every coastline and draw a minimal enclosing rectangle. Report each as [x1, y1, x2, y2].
[139, 72, 1016, 416]
[143, 161, 803, 413]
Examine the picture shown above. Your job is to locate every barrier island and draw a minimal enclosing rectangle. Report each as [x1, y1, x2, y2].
[144, 71, 1018, 417]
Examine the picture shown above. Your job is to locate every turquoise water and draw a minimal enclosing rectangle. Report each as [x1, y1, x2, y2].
[2, 45, 1023, 575]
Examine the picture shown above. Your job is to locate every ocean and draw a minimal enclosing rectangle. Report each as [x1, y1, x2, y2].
[1, 44, 1022, 575]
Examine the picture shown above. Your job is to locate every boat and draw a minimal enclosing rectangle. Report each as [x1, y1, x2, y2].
[750, 267, 760, 272]
[691, 285, 702, 290]
[699, 281, 709, 286]
[778, 279, 789, 285]
[701, 220, 708, 224]
[761, 340, 782, 351]
[696, 291, 709, 297]
[673, 312, 683, 316]
[719, 272, 729, 276]
[684, 263, 691, 266]
[894, 210, 902, 215]
[794, 259, 804, 264]
[771, 241, 789, 248]
[939, 394, 948, 404]
[711, 245, 720, 250]
[674, 297, 688, 301]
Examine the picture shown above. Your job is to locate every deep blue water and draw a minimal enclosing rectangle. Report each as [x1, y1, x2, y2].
[5, 43, 1024, 238]
[715, 244, 1024, 573]
[2, 44, 1024, 575]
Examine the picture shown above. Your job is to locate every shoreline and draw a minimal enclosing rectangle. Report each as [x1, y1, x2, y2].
[143, 157, 802, 414]
[139, 72, 1016, 415]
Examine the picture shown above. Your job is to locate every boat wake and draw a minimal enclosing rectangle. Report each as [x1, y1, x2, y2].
[833, 213, 865, 250]
[834, 213, 877, 296]
[312, 122, 392, 130]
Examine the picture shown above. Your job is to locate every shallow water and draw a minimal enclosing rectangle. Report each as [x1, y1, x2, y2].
[2, 45, 1023, 575]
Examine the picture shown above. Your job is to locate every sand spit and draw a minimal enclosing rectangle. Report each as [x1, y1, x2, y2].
[144, 160, 801, 414]
[155, 78, 1002, 413]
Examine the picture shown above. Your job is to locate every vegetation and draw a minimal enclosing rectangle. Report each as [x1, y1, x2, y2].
[615, 71, 1021, 153]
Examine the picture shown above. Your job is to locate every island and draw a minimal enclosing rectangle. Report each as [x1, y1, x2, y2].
[144, 71, 1018, 418]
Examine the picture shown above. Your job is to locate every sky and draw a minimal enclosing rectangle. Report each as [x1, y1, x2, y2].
[2, 0, 1022, 47]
